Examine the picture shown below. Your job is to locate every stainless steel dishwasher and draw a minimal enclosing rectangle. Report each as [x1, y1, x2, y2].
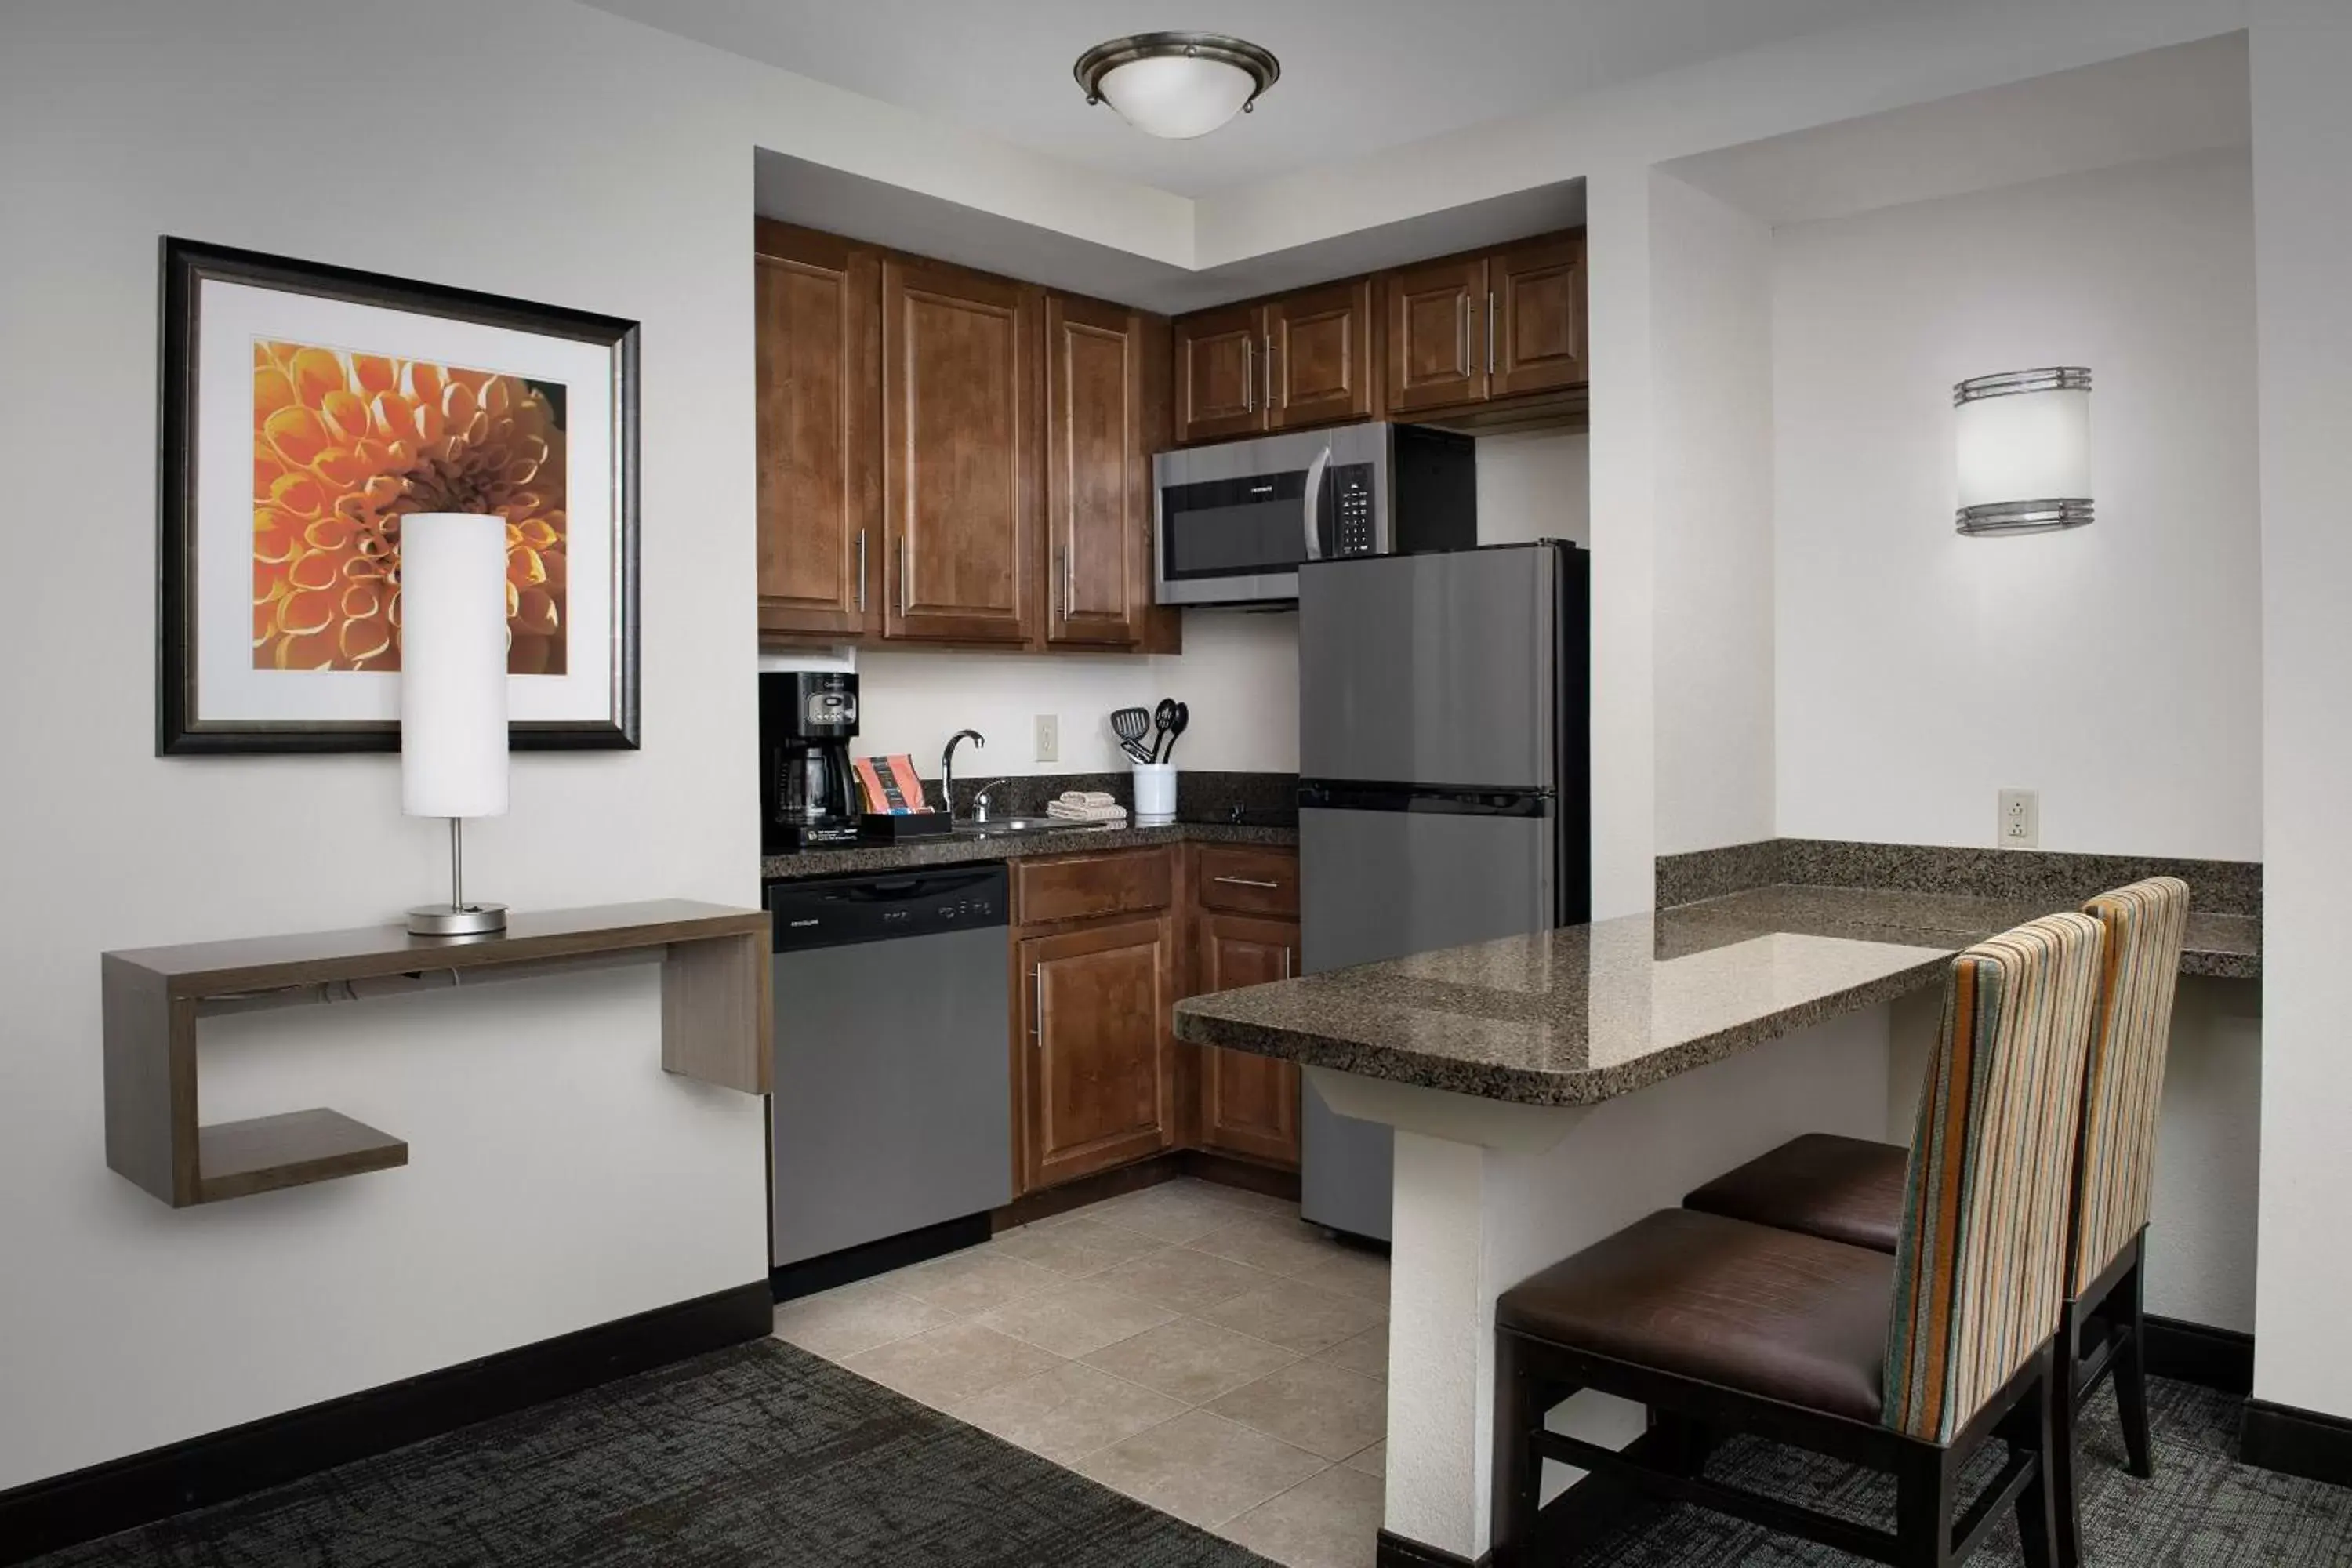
[766, 864, 1012, 1298]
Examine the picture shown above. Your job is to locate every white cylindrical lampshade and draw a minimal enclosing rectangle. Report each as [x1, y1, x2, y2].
[1953, 368, 2092, 535]
[400, 513, 510, 818]
[1098, 56, 1258, 139]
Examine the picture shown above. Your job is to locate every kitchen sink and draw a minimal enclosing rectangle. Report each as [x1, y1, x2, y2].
[952, 817, 1116, 838]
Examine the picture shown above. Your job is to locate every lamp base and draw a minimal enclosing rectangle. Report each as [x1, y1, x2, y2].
[406, 902, 509, 938]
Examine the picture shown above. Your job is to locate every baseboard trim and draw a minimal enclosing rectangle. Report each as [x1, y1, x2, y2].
[2240, 1398, 2352, 1488]
[1376, 1530, 1487, 1567]
[2143, 1315, 2255, 1396]
[0, 1279, 771, 1566]
[771, 1213, 992, 1303]
[1178, 1147, 1303, 1201]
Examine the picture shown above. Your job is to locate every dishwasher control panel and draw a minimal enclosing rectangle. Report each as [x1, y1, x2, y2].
[765, 864, 1009, 953]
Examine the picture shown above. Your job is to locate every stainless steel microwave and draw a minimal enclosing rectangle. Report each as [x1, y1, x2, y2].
[1152, 421, 1478, 606]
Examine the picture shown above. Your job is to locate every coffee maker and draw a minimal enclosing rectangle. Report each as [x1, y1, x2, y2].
[760, 671, 861, 852]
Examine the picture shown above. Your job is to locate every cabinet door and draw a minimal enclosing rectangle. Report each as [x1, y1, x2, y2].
[881, 257, 1039, 644]
[1192, 912, 1302, 1169]
[1173, 303, 1265, 445]
[1384, 257, 1488, 413]
[754, 225, 879, 637]
[1489, 234, 1588, 398]
[1267, 279, 1376, 431]
[1021, 916, 1176, 1189]
[1045, 295, 1147, 647]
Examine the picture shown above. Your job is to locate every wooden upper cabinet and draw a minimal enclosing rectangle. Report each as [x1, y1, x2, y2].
[1266, 279, 1375, 431]
[1021, 916, 1177, 1189]
[1490, 234, 1587, 398]
[1192, 911, 1302, 1170]
[1174, 302, 1266, 445]
[1385, 257, 1488, 414]
[881, 256, 1039, 644]
[1045, 295, 1149, 647]
[754, 223, 879, 637]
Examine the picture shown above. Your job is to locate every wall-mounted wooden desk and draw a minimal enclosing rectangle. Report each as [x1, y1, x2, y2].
[102, 900, 771, 1207]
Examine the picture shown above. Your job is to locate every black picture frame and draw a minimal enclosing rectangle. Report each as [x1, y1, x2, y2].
[158, 236, 641, 753]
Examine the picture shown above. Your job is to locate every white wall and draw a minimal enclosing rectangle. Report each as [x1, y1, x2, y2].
[1477, 430, 1591, 547]
[0, 0, 1220, 1495]
[1772, 149, 2262, 858]
[1650, 173, 1778, 855]
[2249, 2, 2352, 1423]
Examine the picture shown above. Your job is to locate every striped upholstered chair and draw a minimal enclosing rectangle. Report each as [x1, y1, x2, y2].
[1682, 877, 2189, 1567]
[1493, 913, 2104, 1568]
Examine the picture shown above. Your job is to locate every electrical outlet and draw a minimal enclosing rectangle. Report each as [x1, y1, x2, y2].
[1033, 713, 1059, 764]
[1998, 789, 2039, 851]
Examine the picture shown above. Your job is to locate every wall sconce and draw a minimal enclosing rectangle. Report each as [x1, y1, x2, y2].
[1953, 367, 2092, 535]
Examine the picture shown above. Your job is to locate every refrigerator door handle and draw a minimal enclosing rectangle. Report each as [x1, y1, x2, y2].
[1301, 445, 1331, 561]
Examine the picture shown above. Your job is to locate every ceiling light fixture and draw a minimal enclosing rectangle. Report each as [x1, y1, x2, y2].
[1952, 367, 2094, 535]
[1074, 31, 1280, 140]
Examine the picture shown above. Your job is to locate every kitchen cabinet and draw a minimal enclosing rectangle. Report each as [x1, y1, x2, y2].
[1192, 911, 1302, 1169]
[1384, 235, 1588, 415]
[1044, 296, 1173, 649]
[1014, 850, 1178, 1192]
[1384, 256, 1489, 415]
[881, 256, 1041, 645]
[1486, 234, 1588, 399]
[1172, 284, 1377, 445]
[753, 223, 879, 638]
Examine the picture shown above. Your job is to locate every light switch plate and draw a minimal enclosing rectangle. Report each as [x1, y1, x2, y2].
[1033, 713, 1058, 764]
[1998, 788, 2039, 850]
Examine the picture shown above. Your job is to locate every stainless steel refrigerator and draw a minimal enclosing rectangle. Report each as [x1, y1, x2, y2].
[1296, 540, 1591, 1240]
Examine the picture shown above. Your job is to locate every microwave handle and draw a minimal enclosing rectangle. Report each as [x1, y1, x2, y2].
[1301, 445, 1331, 561]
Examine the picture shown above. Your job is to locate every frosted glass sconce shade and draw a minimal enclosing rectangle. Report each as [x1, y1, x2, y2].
[1953, 368, 2092, 535]
[399, 513, 510, 818]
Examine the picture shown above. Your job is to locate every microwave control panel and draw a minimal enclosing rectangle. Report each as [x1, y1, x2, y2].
[1331, 464, 1377, 556]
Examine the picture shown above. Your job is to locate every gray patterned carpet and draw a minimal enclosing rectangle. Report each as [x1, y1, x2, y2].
[1564, 1376, 2352, 1566]
[28, 1344, 2350, 1567]
[34, 1340, 1270, 1567]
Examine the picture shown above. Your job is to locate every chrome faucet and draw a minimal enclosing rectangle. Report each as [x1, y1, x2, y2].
[942, 729, 985, 821]
[971, 779, 1011, 822]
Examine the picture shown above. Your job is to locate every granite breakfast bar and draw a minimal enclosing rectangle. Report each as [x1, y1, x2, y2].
[1171, 889, 2256, 1566]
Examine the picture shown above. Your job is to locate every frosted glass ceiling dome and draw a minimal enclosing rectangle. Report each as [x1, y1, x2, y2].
[1075, 32, 1280, 140]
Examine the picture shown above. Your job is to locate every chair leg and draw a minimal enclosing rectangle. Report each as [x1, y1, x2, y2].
[2051, 1305, 2084, 1568]
[2012, 1352, 2061, 1568]
[1490, 1334, 1548, 1565]
[1649, 1408, 1715, 1479]
[1895, 1442, 1955, 1568]
[2113, 1243, 2155, 1479]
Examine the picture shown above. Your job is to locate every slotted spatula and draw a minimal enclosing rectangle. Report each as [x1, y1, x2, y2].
[1110, 706, 1156, 766]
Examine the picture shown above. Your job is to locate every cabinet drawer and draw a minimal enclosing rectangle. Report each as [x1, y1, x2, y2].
[1195, 845, 1299, 918]
[1015, 848, 1174, 927]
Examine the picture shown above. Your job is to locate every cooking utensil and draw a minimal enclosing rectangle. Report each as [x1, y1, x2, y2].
[1149, 699, 1177, 764]
[1159, 702, 1189, 764]
[1110, 706, 1155, 765]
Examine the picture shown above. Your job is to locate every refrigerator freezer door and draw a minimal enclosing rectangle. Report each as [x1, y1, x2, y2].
[1298, 544, 1559, 789]
[1298, 802, 1555, 1240]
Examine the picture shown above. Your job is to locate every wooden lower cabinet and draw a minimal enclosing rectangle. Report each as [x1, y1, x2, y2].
[1190, 910, 1303, 1169]
[1018, 914, 1178, 1190]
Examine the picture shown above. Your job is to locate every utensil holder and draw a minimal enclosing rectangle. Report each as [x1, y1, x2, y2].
[1131, 764, 1176, 826]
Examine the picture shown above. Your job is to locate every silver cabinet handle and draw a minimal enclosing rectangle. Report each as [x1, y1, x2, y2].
[1243, 336, 1255, 412]
[1031, 966, 1044, 1047]
[1486, 290, 1497, 376]
[1281, 947, 1292, 980]
[1062, 542, 1075, 613]
[856, 528, 868, 613]
[1457, 294, 1470, 376]
[898, 535, 909, 618]
[1214, 876, 1282, 890]
[1264, 331, 1275, 411]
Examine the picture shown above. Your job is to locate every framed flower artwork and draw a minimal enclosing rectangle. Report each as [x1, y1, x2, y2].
[158, 238, 640, 753]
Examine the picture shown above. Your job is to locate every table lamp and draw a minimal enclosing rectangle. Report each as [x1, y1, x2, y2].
[401, 512, 510, 936]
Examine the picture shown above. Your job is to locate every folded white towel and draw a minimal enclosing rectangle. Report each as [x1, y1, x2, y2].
[1058, 789, 1116, 807]
[1047, 800, 1129, 822]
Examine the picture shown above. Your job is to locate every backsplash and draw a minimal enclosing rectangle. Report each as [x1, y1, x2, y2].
[1658, 838, 2262, 916]
[923, 771, 1299, 826]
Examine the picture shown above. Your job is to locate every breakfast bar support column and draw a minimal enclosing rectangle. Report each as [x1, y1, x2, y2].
[1336, 1003, 1899, 1563]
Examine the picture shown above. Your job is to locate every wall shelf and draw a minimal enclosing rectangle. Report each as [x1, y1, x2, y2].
[103, 900, 772, 1207]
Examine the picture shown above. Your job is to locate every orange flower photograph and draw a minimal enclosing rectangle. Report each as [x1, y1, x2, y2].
[251, 343, 570, 676]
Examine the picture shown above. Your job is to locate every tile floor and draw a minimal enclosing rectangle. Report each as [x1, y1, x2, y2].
[772, 1178, 1390, 1568]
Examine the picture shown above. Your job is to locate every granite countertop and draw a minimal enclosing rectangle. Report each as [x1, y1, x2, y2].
[761, 820, 1296, 882]
[1172, 879, 2257, 1107]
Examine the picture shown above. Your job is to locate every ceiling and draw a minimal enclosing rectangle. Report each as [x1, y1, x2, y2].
[585, 0, 1932, 198]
